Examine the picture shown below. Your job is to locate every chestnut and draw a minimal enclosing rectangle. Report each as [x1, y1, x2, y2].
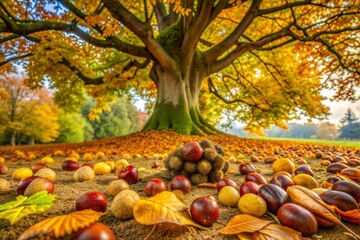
[239, 163, 255, 175]
[118, 166, 139, 184]
[76, 191, 107, 212]
[0, 163, 8, 174]
[82, 162, 94, 168]
[277, 203, 318, 237]
[17, 176, 40, 195]
[319, 190, 358, 211]
[326, 163, 348, 173]
[62, 160, 80, 171]
[144, 178, 167, 196]
[170, 175, 192, 194]
[269, 174, 294, 190]
[151, 161, 160, 168]
[258, 184, 289, 213]
[339, 168, 360, 181]
[326, 176, 341, 184]
[331, 181, 360, 203]
[239, 181, 260, 196]
[182, 141, 203, 162]
[70, 222, 116, 240]
[216, 178, 238, 192]
[295, 165, 314, 176]
[31, 163, 47, 173]
[190, 195, 219, 227]
[244, 172, 267, 185]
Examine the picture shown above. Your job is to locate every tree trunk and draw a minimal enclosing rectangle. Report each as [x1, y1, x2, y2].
[10, 130, 16, 146]
[142, 67, 219, 135]
[29, 136, 35, 145]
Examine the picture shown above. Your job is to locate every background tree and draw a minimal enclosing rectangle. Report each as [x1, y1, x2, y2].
[1, 0, 359, 135]
[316, 122, 339, 140]
[55, 110, 86, 143]
[0, 74, 59, 145]
[81, 96, 141, 140]
[339, 108, 360, 140]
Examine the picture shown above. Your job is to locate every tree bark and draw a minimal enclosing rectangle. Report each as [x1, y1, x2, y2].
[10, 130, 16, 146]
[142, 65, 219, 135]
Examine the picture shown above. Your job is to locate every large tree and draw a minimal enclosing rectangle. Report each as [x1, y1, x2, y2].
[0, 0, 359, 135]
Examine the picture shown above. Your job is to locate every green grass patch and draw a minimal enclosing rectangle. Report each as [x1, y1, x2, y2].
[254, 137, 360, 148]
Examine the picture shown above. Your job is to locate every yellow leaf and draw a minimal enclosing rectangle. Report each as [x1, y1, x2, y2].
[133, 191, 205, 229]
[254, 224, 309, 240]
[218, 214, 271, 235]
[18, 210, 103, 239]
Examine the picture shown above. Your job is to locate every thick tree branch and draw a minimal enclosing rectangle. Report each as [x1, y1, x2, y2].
[0, 53, 33, 67]
[204, 0, 261, 65]
[102, 0, 177, 72]
[258, 0, 311, 16]
[153, 1, 168, 31]
[60, 58, 104, 85]
[209, 27, 290, 74]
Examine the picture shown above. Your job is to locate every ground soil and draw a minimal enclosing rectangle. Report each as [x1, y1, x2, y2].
[0, 155, 359, 240]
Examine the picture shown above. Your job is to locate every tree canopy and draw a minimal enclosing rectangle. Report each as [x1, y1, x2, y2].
[0, 0, 359, 135]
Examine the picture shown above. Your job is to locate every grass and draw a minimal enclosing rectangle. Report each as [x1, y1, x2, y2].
[255, 137, 360, 148]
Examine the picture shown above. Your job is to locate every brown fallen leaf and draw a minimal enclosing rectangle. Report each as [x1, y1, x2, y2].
[287, 185, 360, 240]
[18, 209, 103, 240]
[133, 191, 205, 229]
[218, 214, 271, 235]
[196, 182, 217, 188]
[336, 173, 358, 183]
[334, 206, 360, 224]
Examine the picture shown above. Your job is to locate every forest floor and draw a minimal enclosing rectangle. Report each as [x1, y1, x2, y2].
[0, 131, 359, 240]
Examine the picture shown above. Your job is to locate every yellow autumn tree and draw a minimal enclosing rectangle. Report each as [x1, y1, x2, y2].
[0, 0, 358, 135]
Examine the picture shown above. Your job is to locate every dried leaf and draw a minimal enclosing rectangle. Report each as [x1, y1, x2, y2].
[196, 183, 217, 188]
[252, 224, 309, 240]
[218, 214, 272, 235]
[133, 191, 205, 229]
[287, 185, 360, 240]
[334, 206, 360, 224]
[0, 191, 55, 225]
[18, 209, 103, 240]
[336, 173, 357, 183]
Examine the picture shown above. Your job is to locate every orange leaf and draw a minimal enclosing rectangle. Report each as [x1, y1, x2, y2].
[133, 191, 205, 229]
[18, 210, 103, 240]
[253, 224, 309, 240]
[218, 214, 272, 235]
[334, 206, 360, 224]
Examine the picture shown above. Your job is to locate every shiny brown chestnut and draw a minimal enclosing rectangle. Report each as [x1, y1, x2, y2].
[326, 163, 348, 173]
[182, 141, 204, 162]
[339, 168, 360, 181]
[295, 165, 314, 176]
[326, 176, 342, 184]
[331, 181, 360, 203]
[245, 172, 267, 185]
[269, 174, 294, 190]
[239, 181, 260, 196]
[319, 190, 358, 211]
[258, 183, 289, 213]
[277, 203, 318, 237]
[31, 163, 48, 173]
[239, 163, 255, 175]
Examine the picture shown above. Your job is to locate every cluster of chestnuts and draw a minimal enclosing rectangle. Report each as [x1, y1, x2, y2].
[163, 139, 229, 185]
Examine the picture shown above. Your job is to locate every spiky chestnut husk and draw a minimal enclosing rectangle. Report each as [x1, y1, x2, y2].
[212, 155, 225, 170]
[204, 148, 218, 162]
[191, 173, 208, 185]
[179, 170, 191, 178]
[222, 160, 230, 173]
[163, 157, 171, 170]
[215, 145, 225, 156]
[199, 139, 215, 150]
[172, 147, 184, 159]
[197, 160, 212, 175]
[209, 170, 224, 183]
[184, 161, 198, 173]
[168, 156, 183, 171]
